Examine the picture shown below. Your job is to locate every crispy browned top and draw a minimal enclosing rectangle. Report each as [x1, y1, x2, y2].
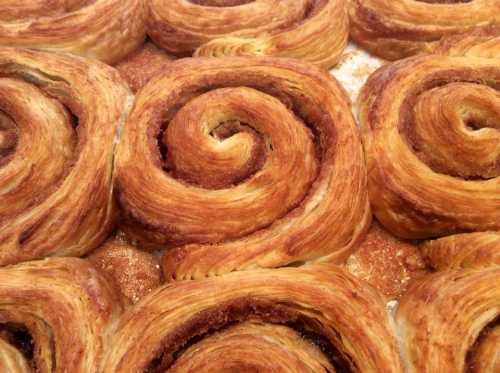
[147, 0, 348, 68]
[115, 56, 370, 281]
[421, 231, 500, 270]
[0, 0, 146, 63]
[359, 51, 500, 239]
[0, 258, 123, 373]
[0, 47, 133, 265]
[349, 0, 500, 60]
[102, 265, 403, 372]
[397, 267, 500, 372]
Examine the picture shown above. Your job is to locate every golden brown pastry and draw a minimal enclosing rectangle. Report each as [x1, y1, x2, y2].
[0, 338, 29, 373]
[115, 42, 175, 93]
[88, 236, 163, 304]
[147, 0, 348, 69]
[432, 25, 500, 59]
[0, 47, 133, 266]
[344, 221, 427, 300]
[0, 257, 123, 372]
[169, 322, 335, 372]
[102, 265, 403, 372]
[348, 0, 500, 60]
[397, 267, 500, 373]
[0, 0, 146, 64]
[359, 53, 500, 239]
[421, 231, 500, 270]
[115, 57, 370, 281]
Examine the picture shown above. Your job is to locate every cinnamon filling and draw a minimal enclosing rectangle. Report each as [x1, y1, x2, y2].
[145, 298, 355, 373]
[0, 323, 34, 361]
[465, 315, 500, 373]
[398, 71, 500, 180]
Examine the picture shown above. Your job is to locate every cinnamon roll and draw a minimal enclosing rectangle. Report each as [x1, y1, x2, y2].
[0, 47, 133, 266]
[102, 266, 403, 372]
[421, 231, 500, 270]
[349, 0, 500, 60]
[359, 54, 500, 239]
[0, 258, 123, 372]
[115, 57, 370, 280]
[0, 0, 146, 64]
[397, 267, 500, 373]
[147, 0, 348, 69]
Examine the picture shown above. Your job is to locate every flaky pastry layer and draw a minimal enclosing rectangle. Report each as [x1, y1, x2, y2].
[102, 265, 403, 372]
[359, 53, 500, 238]
[0, 258, 123, 372]
[147, 0, 348, 69]
[115, 56, 370, 280]
[0, 47, 133, 265]
[0, 0, 146, 64]
[349, 0, 500, 60]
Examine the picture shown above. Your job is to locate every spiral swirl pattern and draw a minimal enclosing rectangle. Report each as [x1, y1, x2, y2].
[397, 267, 500, 373]
[359, 53, 500, 239]
[0, 47, 133, 266]
[102, 266, 403, 372]
[147, 0, 348, 68]
[349, 0, 500, 60]
[115, 57, 370, 280]
[0, 258, 123, 372]
[0, 0, 146, 63]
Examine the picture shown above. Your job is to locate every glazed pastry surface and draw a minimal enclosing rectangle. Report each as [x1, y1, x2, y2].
[349, 0, 500, 60]
[0, 47, 133, 266]
[0, 258, 123, 373]
[359, 52, 500, 239]
[102, 265, 403, 372]
[147, 0, 348, 68]
[115, 56, 370, 280]
[0, 0, 146, 63]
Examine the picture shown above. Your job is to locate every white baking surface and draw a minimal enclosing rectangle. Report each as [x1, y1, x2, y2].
[330, 42, 385, 118]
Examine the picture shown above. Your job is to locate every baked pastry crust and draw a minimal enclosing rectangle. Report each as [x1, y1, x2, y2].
[115, 56, 370, 280]
[147, 0, 348, 68]
[421, 231, 500, 270]
[102, 265, 403, 372]
[0, 47, 133, 266]
[397, 267, 500, 373]
[359, 53, 500, 238]
[0, 0, 146, 64]
[349, 0, 500, 60]
[0, 258, 123, 372]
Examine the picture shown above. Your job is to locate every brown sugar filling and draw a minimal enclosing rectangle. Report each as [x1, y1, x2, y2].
[465, 315, 500, 373]
[0, 322, 34, 361]
[145, 298, 355, 373]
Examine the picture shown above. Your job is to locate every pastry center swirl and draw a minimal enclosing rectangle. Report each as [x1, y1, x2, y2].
[400, 78, 500, 180]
